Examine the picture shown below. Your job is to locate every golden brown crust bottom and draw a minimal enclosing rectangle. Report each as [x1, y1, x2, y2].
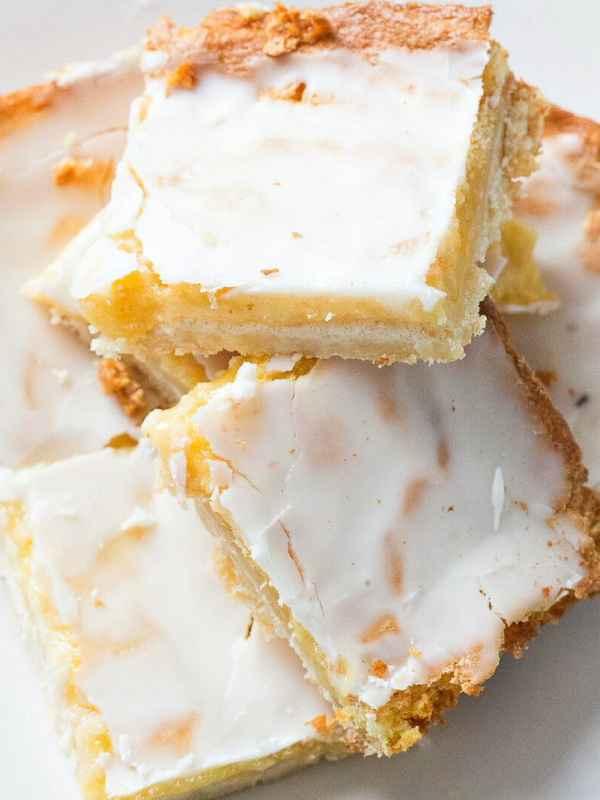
[147, 2, 492, 75]
[97, 357, 151, 424]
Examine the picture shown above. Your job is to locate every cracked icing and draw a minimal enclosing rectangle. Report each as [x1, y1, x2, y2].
[0, 443, 329, 797]
[508, 126, 600, 491]
[69, 28, 490, 311]
[148, 323, 595, 711]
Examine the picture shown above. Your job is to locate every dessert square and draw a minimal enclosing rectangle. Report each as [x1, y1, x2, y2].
[0, 443, 346, 800]
[64, 2, 545, 364]
[505, 107, 600, 487]
[0, 54, 143, 466]
[144, 300, 600, 756]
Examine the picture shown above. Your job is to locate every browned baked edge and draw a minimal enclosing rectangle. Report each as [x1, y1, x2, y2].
[97, 357, 151, 424]
[482, 297, 600, 546]
[146, 2, 492, 74]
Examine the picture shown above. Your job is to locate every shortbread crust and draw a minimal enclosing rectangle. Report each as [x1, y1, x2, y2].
[55, 2, 545, 363]
[0, 443, 346, 800]
[144, 300, 600, 755]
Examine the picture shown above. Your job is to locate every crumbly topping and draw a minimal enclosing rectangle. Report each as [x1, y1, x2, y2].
[262, 5, 333, 57]
[145, 2, 492, 77]
[263, 80, 307, 102]
[164, 62, 197, 94]
[370, 659, 388, 678]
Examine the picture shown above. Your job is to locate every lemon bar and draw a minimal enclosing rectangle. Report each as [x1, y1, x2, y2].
[64, 1, 545, 364]
[0, 442, 346, 800]
[144, 300, 600, 756]
[26, 210, 228, 410]
[505, 107, 600, 487]
[0, 52, 143, 466]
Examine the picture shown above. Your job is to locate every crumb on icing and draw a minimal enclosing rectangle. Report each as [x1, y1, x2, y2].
[164, 62, 197, 94]
[262, 5, 333, 57]
[370, 659, 388, 678]
[306, 713, 328, 734]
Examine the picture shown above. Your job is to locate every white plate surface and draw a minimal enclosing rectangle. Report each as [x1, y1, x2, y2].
[0, 2, 599, 799]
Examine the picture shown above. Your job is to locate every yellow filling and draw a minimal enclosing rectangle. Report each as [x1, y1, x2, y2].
[1, 493, 345, 800]
[80, 49, 512, 352]
[0, 502, 113, 800]
[145, 356, 314, 498]
[490, 218, 557, 310]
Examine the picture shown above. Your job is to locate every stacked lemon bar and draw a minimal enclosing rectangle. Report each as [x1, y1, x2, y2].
[3, 2, 600, 799]
[0, 36, 345, 800]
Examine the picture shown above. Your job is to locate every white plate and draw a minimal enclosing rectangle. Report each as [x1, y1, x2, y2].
[0, 2, 599, 799]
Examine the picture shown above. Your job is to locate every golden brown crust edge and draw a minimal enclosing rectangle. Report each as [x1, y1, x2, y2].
[482, 297, 600, 544]
[146, 2, 492, 72]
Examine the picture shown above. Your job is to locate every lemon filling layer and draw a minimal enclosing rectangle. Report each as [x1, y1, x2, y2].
[56, 4, 543, 362]
[144, 312, 599, 754]
[0, 444, 341, 800]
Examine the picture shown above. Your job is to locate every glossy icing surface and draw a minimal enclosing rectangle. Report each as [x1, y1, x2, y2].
[71, 39, 490, 311]
[0, 443, 329, 797]
[150, 327, 594, 710]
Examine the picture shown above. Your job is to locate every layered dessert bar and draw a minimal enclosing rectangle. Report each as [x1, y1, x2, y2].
[505, 107, 600, 487]
[144, 300, 600, 756]
[60, 2, 545, 364]
[26, 210, 224, 410]
[0, 53, 143, 466]
[0, 442, 346, 800]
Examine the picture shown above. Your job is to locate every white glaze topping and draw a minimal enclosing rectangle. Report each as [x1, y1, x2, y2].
[27, 211, 236, 386]
[0, 443, 328, 797]
[155, 327, 593, 710]
[71, 41, 490, 310]
[0, 58, 143, 467]
[508, 132, 600, 491]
